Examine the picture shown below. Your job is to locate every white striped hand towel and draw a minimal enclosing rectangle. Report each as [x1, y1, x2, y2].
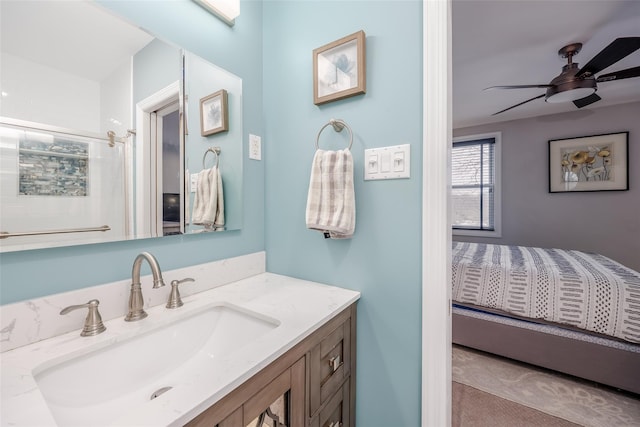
[213, 167, 224, 229]
[305, 149, 355, 239]
[192, 166, 224, 229]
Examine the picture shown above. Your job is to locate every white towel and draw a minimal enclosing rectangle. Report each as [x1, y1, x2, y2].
[305, 149, 355, 239]
[192, 166, 224, 229]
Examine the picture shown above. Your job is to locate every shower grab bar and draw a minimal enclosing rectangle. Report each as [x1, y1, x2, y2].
[0, 225, 111, 239]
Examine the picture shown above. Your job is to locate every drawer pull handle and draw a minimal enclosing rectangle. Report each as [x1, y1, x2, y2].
[328, 355, 342, 372]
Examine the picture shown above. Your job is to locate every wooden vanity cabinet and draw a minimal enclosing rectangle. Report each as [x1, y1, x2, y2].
[308, 312, 352, 427]
[185, 303, 357, 427]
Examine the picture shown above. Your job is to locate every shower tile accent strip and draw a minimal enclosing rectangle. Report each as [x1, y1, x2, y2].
[19, 138, 89, 196]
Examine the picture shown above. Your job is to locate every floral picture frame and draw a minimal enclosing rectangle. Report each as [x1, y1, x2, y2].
[548, 131, 629, 193]
[200, 89, 228, 136]
[313, 30, 366, 105]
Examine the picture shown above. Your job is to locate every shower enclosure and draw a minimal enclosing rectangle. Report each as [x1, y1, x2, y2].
[0, 119, 129, 250]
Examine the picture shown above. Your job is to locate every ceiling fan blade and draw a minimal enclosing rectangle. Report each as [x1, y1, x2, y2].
[576, 37, 640, 78]
[491, 93, 546, 116]
[484, 84, 553, 90]
[573, 93, 602, 108]
[596, 66, 640, 82]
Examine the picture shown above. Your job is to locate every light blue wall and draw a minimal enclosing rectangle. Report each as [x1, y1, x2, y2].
[133, 38, 181, 106]
[184, 52, 244, 233]
[0, 0, 265, 304]
[1, 1, 425, 425]
[263, 2, 423, 426]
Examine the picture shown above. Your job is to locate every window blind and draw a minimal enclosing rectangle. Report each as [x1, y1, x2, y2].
[451, 137, 495, 231]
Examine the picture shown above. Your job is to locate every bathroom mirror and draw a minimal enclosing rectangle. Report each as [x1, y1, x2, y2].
[0, 0, 243, 252]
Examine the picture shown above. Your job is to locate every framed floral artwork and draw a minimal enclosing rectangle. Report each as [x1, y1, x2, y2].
[200, 89, 228, 136]
[313, 30, 366, 105]
[548, 131, 629, 193]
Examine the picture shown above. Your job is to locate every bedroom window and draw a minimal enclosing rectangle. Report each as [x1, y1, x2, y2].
[451, 132, 501, 237]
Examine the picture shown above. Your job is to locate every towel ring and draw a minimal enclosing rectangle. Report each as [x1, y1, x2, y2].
[203, 147, 221, 169]
[315, 119, 353, 150]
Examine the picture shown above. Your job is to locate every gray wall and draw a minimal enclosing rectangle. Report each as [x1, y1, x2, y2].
[454, 101, 640, 272]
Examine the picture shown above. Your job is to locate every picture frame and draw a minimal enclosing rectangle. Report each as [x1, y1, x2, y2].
[548, 131, 629, 193]
[313, 30, 366, 105]
[200, 89, 228, 136]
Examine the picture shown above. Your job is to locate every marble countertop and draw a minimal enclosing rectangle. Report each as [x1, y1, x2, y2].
[1, 273, 360, 427]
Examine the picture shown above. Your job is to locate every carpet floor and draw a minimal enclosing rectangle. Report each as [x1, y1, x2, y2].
[452, 345, 640, 427]
[453, 381, 581, 427]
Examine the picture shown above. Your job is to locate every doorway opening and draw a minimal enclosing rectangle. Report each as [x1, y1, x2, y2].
[154, 103, 181, 236]
[134, 81, 184, 238]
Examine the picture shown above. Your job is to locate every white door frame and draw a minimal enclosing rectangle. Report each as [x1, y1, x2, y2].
[422, 0, 452, 426]
[152, 101, 181, 236]
[134, 81, 182, 238]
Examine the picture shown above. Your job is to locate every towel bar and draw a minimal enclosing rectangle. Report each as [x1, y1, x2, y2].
[1, 117, 126, 147]
[202, 147, 221, 169]
[316, 119, 353, 150]
[0, 225, 111, 239]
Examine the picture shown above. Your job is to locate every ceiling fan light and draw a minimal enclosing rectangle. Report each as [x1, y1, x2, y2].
[546, 87, 596, 103]
[545, 76, 597, 104]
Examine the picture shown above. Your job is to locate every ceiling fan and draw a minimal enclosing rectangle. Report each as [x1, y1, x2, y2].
[486, 37, 640, 116]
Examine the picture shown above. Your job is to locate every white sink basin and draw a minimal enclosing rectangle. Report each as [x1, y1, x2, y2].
[32, 303, 279, 427]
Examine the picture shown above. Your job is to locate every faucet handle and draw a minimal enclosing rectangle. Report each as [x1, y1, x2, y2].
[166, 278, 195, 309]
[60, 299, 106, 337]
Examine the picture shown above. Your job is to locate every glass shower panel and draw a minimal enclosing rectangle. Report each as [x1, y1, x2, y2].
[0, 121, 128, 251]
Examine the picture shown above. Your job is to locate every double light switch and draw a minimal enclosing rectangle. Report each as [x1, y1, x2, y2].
[364, 144, 410, 180]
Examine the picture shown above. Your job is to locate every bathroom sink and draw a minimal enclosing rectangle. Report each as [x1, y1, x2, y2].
[32, 303, 279, 427]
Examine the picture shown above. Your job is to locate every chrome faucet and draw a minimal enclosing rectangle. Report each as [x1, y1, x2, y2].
[125, 252, 166, 321]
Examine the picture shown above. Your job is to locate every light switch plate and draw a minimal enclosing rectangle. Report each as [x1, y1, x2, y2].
[364, 144, 410, 180]
[249, 134, 261, 160]
[190, 173, 198, 192]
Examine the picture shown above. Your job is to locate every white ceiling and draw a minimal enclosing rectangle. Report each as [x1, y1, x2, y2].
[1, 1, 153, 83]
[452, 0, 640, 129]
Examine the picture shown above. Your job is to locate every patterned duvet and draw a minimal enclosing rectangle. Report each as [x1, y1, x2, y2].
[452, 242, 640, 344]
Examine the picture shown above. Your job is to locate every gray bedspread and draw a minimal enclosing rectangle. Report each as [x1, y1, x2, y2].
[452, 242, 640, 344]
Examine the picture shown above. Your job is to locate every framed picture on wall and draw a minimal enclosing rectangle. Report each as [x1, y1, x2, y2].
[200, 89, 229, 136]
[313, 30, 366, 105]
[548, 131, 629, 193]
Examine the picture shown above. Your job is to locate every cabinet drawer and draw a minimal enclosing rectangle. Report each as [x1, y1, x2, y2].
[309, 318, 351, 415]
[309, 377, 350, 427]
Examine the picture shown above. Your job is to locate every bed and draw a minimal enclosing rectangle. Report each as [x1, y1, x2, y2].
[451, 241, 640, 395]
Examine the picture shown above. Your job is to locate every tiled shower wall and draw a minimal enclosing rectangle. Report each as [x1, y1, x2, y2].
[19, 137, 89, 196]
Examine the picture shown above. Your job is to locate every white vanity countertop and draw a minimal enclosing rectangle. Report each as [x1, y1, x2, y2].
[1, 273, 360, 427]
